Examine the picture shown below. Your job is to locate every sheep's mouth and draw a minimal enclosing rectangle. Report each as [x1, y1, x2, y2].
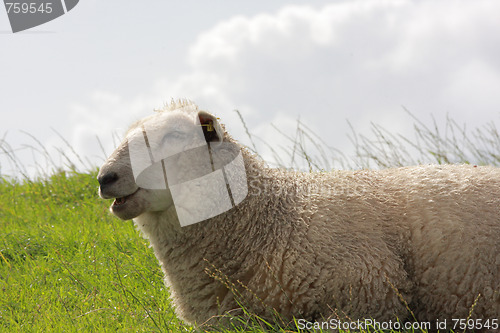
[112, 189, 139, 208]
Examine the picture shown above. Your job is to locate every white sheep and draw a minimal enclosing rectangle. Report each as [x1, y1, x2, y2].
[98, 101, 500, 330]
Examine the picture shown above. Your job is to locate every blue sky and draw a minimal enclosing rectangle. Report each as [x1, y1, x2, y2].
[1, 0, 500, 177]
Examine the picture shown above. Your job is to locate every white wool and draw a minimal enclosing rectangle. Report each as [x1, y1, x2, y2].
[98, 102, 500, 329]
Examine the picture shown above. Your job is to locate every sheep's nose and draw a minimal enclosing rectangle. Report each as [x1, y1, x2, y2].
[98, 171, 119, 187]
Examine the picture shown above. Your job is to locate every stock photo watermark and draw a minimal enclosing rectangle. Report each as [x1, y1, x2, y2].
[3, 0, 79, 33]
[297, 318, 499, 332]
[127, 111, 248, 227]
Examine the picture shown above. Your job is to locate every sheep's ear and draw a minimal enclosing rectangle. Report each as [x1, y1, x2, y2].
[198, 111, 223, 144]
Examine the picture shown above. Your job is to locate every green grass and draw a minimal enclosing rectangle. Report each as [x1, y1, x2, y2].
[2, 111, 498, 332]
[0, 171, 187, 332]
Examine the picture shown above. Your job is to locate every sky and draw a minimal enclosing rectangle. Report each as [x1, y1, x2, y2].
[1, 0, 500, 177]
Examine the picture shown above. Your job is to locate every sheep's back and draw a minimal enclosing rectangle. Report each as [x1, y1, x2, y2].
[376, 164, 500, 321]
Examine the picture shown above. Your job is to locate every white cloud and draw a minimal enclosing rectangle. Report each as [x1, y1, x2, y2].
[66, 0, 500, 172]
[66, 89, 170, 166]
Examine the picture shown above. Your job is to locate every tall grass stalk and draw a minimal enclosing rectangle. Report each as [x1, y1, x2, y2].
[237, 109, 500, 171]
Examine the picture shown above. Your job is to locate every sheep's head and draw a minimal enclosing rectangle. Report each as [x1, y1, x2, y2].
[98, 103, 247, 225]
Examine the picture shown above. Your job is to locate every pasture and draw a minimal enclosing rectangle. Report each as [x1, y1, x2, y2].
[1, 113, 499, 332]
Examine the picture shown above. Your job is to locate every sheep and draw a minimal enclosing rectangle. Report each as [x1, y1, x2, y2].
[97, 101, 500, 330]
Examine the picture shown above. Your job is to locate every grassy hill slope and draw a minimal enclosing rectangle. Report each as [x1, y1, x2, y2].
[0, 171, 188, 332]
[2, 114, 498, 332]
